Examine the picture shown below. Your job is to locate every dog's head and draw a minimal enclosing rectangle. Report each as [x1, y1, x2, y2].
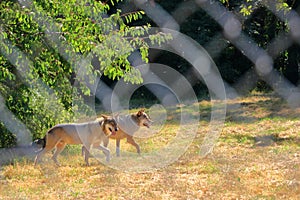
[101, 115, 119, 137]
[136, 109, 153, 128]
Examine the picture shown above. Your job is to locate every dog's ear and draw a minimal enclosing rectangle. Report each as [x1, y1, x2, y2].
[101, 114, 109, 119]
[137, 110, 143, 117]
[137, 109, 145, 117]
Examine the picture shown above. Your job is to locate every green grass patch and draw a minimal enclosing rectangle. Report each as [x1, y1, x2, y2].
[220, 134, 255, 145]
[1, 93, 300, 199]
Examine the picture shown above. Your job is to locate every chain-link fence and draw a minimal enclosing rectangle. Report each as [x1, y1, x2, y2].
[0, 0, 299, 172]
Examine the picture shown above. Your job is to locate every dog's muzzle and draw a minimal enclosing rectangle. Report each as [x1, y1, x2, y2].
[109, 127, 118, 136]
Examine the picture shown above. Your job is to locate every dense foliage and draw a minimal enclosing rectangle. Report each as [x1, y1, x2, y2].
[1, 0, 300, 147]
[0, 0, 171, 147]
[150, 0, 300, 89]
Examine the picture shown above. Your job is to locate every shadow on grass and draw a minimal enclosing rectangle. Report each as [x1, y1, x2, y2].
[149, 93, 300, 125]
[254, 134, 300, 147]
[220, 133, 300, 148]
[225, 93, 300, 124]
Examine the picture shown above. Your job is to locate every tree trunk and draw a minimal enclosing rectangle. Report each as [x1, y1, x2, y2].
[284, 45, 299, 85]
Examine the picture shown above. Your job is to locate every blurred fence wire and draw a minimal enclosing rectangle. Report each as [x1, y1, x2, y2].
[133, 0, 300, 105]
[0, 0, 300, 169]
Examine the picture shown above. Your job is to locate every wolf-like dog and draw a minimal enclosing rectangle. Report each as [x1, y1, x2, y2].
[34, 115, 118, 166]
[83, 109, 152, 157]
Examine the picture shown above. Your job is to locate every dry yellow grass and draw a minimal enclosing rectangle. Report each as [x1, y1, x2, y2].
[0, 93, 299, 199]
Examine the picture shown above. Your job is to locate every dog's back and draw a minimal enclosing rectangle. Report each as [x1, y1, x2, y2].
[47, 121, 104, 145]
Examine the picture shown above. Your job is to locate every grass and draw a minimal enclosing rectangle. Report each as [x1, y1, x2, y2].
[1, 93, 300, 199]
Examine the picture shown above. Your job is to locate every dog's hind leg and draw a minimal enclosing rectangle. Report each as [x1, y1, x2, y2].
[52, 142, 66, 166]
[34, 144, 57, 166]
[34, 128, 63, 166]
[127, 137, 141, 155]
[34, 148, 47, 166]
[34, 134, 59, 166]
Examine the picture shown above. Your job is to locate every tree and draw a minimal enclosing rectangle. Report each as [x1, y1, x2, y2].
[220, 0, 300, 86]
[0, 0, 171, 147]
[137, 0, 299, 93]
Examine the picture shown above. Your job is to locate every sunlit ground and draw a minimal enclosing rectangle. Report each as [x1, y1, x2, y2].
[0, 92, 299, 199]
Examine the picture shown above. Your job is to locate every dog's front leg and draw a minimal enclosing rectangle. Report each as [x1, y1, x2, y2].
[116, 139, 121, 157]
[83, 145, 91, 166]
[96, 145, 110, 162]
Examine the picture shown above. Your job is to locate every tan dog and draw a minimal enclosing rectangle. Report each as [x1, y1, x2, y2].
[83, 109, 152, 157]
[34, 115, 118, 166]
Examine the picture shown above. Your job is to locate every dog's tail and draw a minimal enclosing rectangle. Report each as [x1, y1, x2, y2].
[40, 137, 46, 149]
[32, 136, 46, 152]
